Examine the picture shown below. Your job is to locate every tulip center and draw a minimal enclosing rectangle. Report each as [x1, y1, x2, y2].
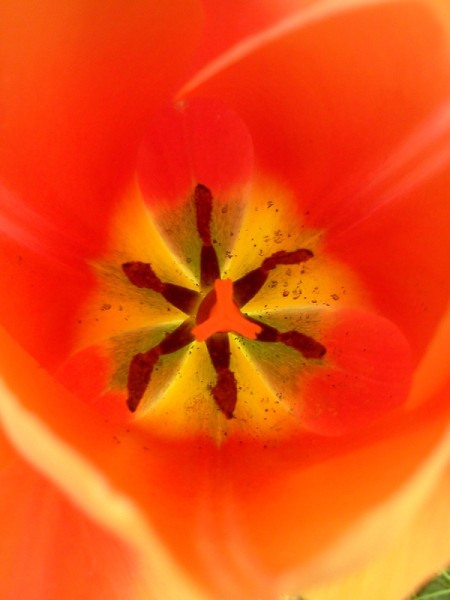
[120, 184, 326, 420]
[72, 164, 414, 440]
[80, 177, 370, 439]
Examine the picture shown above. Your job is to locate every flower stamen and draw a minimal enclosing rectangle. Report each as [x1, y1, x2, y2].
[249, 317, 326, 358]
[126, 319, 195, 411]
[122, 261, 199, 313]
[195, 183, 220, 287]
[121, 183, 326, 419]
[233, 248, 314, 307]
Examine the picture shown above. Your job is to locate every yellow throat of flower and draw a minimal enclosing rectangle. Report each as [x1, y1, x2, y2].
[75, 178, 366, 442]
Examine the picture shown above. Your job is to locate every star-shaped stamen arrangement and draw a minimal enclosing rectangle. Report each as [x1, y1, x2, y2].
[122, 184, 326, 418]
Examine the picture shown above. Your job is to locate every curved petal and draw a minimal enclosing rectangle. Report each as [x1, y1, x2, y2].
[304, 464, 450, 600]
[0, 204, 93, 368]
[182, 0, 450, 229]
[324, 173, 450, 362]
[300, 308, 412, 436]
[0, 0, 202, 239]
[181, 0, 450, 360]
[190, 0, 307, 72]
[1, 313, 449, 599]
[0, 0, 203, 366]
[0, 374, 210, 600]
[0, 456, 141, 600]
[137, 98, 254, 203]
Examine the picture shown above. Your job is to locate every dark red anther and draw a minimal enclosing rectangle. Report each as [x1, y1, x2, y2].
[194, 184, 220, 288]
[262, 249, 313, 271]
[250, 318, 326, 359]
[200, 244, 220, 288]
[205, 334, 237, 418]
[194, 183, 213, 245]
[196, 289, 217, 326]
[206, 333, 231, 371]
[232, 268, 268, 307]
[126, 319, 195, 412]
[278, 330, 326, 359]
[211, 368, 237, 419]
[233, 248, 314, 307]
[122, 261, 165, 293]
[253, 319, 278, 342]
[123, 261, 199, 314]
[162, 284, 200, 315]
[126, 347, 161, 412]
[159, 319, 195, 354]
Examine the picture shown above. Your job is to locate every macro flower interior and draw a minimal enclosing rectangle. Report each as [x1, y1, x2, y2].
[0, 1, 450, 599]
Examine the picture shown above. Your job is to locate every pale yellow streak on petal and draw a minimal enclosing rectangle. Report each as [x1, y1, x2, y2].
[180, 0, 413, 98]
[276, 426, 450, 599]
[300, 463, 450, 600]
[0, 376, 210, 600]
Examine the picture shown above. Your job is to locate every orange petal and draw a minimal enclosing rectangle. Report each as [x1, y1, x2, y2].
[304, 462, 450, 600]
[0, 0, 202, 236]
[325, 168, 450, 363]
[183, 1, 450, 229]
[191, 0, 306, 72]
[0, 224, 93, 368]
[0, 0, 202, 366]
[300, 308, 412, 435]
[137, 98, 254, 203]
[0, 302, 449, 600]
[0, 457, 142, 600]
[409, 303, 450, 410]
[0, 422, 15, 474]
[183, 1, 450, 367]
[0, 370, 210, 600]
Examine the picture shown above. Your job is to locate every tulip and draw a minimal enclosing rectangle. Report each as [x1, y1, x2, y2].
[1, 1, 450, 599]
